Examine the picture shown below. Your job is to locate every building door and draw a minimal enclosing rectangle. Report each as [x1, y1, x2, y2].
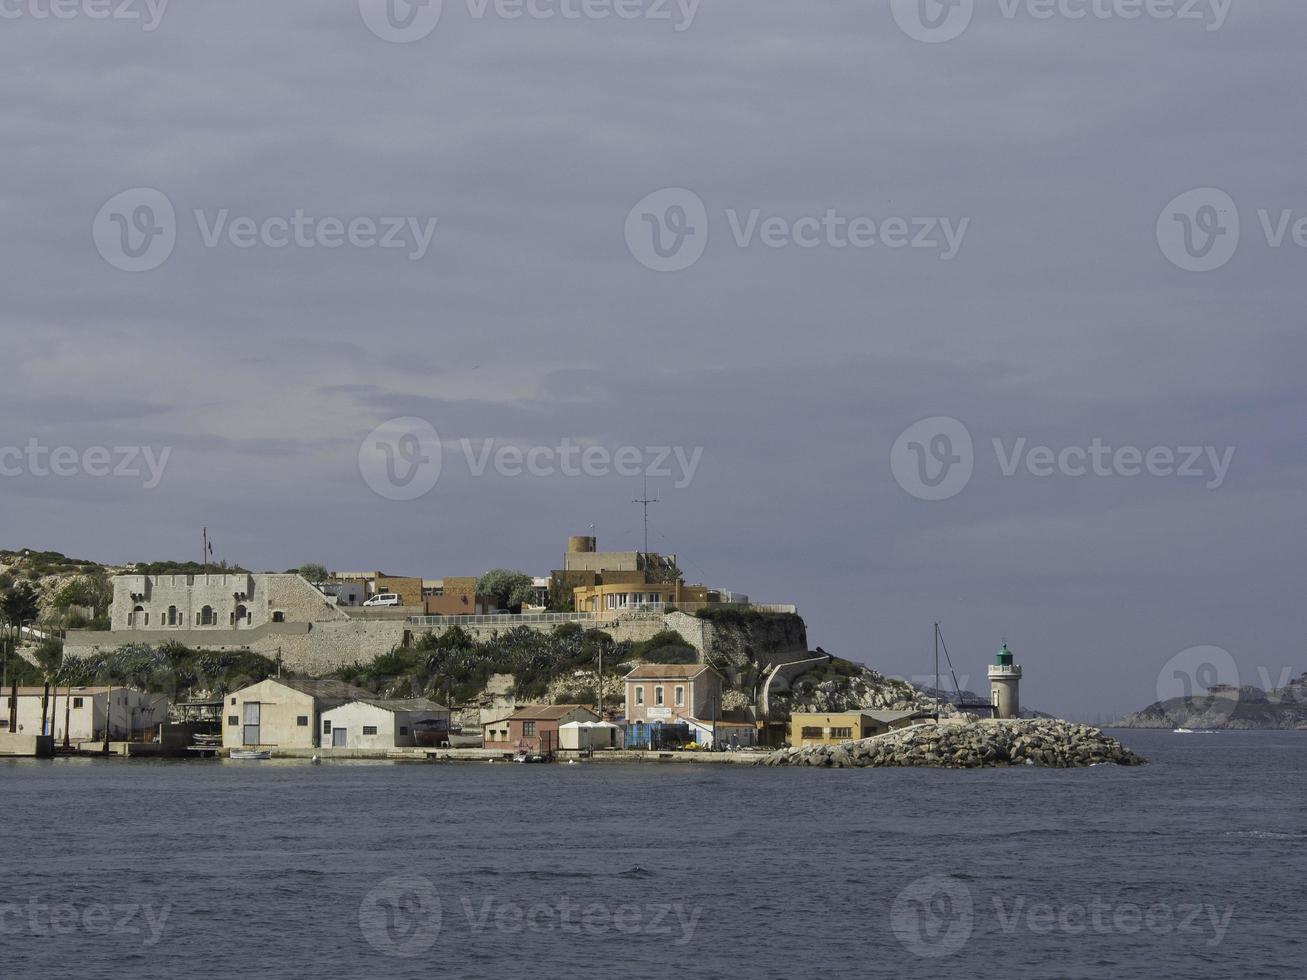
[332, 728, 347, 747]
[242, 702, 261, 745]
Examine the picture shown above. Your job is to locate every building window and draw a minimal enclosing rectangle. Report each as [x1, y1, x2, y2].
[522, 721, 537, 736]
[363, 726, 378, 736]
[272, 611, 285, 623]
[231, 697, 237, 705]
[297, 716, 309, 727]
[801, 727, 823, 738]
[655, 687, 664, 706]
[323, 720, 332, 735]
[831, 727, 853, 740]
[674, 686, 685, 707]
[635, 686, 644, 706]
[399, 726, 409, 736]
[72, 697, 84, 709]
[228, 716, 239, 726]
[166, 606, 178, 626]
[199, 605, 215, 626]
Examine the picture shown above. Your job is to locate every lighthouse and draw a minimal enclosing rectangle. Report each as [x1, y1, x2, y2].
[988, 643, 1022, 719]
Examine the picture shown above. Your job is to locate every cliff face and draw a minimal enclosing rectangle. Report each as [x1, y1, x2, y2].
[1117, 675, 1307, 729]
[775, 659, 940, 714]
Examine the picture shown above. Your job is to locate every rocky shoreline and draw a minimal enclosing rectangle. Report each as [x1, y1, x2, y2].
[758, 719, 1146, 768]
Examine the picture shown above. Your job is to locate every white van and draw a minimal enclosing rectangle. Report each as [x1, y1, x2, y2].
[362, 593, 402, 607]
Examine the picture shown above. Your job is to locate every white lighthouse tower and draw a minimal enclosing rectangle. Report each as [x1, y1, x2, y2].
[988, 642, 1022, 719]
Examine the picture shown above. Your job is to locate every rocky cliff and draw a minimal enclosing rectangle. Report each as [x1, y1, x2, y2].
[1116, 674, 1307, 730]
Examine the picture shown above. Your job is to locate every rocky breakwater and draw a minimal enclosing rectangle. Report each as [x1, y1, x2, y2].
[759, 719, 1146, 768]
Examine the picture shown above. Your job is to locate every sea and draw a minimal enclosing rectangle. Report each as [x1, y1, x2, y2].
[1, 729, 1302, 979]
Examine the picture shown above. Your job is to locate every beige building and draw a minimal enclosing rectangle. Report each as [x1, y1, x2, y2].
[624, 664, 723, 726]
[321, 698, 449, 749]
[788, 709, 932, 748]
[222, 678, 371, 750]
[1, 687, 169, 743]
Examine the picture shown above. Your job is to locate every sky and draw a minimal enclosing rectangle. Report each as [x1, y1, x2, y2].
[1, 0, 1303, 719]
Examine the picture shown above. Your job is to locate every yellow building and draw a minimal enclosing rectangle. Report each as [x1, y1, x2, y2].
[788, 709, 931, 748]
[573, 581, 709, 614]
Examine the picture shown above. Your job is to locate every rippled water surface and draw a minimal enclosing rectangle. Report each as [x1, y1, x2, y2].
[3, 729, 1303, 979]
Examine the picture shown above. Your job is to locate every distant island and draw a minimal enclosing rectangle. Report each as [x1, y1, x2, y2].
[1117, 674, 1307, 730]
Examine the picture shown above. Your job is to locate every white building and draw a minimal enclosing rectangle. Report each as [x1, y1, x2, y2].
[222, 678, 372, 750]
[558, 720, 622, 751]
[321, 699, 450, 749]
[1, 687, 169, 743]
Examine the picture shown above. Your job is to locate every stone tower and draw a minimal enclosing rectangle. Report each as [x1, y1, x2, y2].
[988, 643, 1023, 720]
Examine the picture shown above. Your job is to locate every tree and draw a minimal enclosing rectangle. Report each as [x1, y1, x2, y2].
[53, 574, 112, 613]
[1, 582, 41, 627]
[297, 563, 329, 584]
[476, 569, 536, 612]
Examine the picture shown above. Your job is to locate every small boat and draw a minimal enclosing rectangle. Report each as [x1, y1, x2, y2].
[412, 719, 452, 748]
[229, 749, 272, 760]
[1173, 728, 1195, 734]
[513, 749, 547, 764]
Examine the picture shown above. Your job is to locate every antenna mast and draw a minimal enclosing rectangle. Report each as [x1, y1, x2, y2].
[632, 475, 658, 559]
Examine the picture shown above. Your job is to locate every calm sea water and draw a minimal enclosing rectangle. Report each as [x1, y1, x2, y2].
[2, 729, 1303, 979]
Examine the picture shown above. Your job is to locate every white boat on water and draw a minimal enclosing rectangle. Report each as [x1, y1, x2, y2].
[1173, 728, 1195, 734]
[229, 749, 272, 760]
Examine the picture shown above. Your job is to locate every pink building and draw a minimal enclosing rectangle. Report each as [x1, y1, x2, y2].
[623, 664, 723, 726]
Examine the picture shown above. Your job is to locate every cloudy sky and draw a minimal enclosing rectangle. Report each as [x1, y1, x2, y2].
[2, 0, 1303, 717]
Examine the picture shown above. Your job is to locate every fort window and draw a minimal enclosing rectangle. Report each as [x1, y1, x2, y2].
[363, 726, 378, 736]
[166, 606, 178, 626]
[199, 606, 215, 626]
[72, 697, 84, 709]
[272, 611, 285, 623]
